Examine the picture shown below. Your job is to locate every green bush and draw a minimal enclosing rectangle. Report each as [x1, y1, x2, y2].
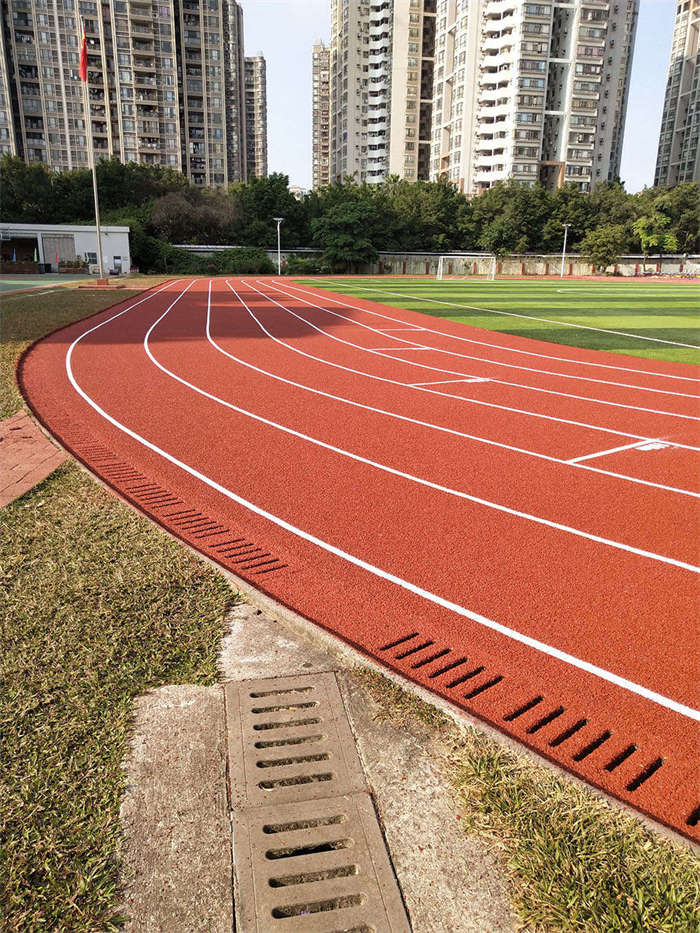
[284, 254, 327, 275]
[208, 247, 275, 275]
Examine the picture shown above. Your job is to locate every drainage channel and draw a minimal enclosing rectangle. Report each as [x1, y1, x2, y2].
[225, 672, 411, 932]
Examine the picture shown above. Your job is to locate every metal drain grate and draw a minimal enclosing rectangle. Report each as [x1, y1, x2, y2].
[225, 673, 368, 809]
[233, 794, 410, 933]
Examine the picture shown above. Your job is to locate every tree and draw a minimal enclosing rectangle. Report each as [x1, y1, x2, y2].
[471, 180, 552, 254]
[632, 214, 678, 269]
[0, 156, 55, 221]
[230, 172, 309, 247]
[541, 183, 595, 251]
[579, 224, 627, 271]
[311, 201, 379, 271]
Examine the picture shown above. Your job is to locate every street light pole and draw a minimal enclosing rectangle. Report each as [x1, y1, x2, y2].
[560, 223, 571, 278]
[273, 217, 284, 275]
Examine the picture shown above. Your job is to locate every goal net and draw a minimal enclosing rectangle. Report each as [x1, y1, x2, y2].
[436, 254, 497, 281]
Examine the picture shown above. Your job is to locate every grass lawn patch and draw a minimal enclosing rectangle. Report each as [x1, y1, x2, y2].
[354, 669, 700, 933]
[1, 464, 235, 931]
[301, 278, 700, 366]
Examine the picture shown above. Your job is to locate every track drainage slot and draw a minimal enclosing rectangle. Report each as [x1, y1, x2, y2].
[626, 757, 664, 792]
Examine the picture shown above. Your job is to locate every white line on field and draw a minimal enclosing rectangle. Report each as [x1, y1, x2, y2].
[308, 278, 700, 351]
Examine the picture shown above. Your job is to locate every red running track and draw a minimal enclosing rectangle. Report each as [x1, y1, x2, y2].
[19, 277, 700, 839]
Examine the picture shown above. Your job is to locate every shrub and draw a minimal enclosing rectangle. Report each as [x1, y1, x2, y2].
[208, 247, 275, 275]
[284, 254, 327, 275]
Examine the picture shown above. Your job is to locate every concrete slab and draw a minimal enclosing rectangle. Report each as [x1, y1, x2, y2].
[119, 685, 233, 933]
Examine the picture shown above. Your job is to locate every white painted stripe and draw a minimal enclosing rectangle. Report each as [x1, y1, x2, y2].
[230, 282, 700, 497]
[254, 281, 700, 422]
[567, 440, 664, 464]
[306, 278, 700, 351]
[283, 280, 700, 383]
[411, 378, 487, 386]
[369, 345, 430, 351]
[63, 278, 700, 722]
[378, 327, 425, 332]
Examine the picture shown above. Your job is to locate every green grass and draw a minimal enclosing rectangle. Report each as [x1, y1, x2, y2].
[1, 465, 235, 931]
[299, 278, 700, 366]
[355, 668, 700, 933]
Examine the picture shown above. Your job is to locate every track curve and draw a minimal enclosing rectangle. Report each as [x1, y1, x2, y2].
[19, 277, 700, 840]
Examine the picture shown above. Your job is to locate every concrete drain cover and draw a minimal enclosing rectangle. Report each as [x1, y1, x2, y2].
[233, 794, 410, 932]
[226, 672, 410, 932]
[225, 673, 368, 808]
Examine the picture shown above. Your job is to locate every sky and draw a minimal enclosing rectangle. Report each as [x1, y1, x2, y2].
[242, 0, 677, 193]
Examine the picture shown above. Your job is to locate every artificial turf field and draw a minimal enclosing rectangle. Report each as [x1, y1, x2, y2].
[300, 278, 700, 366]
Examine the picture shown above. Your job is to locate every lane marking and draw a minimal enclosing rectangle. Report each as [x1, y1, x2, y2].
[63, 278, 700, 723]
[248, 283, 700, 452]
[411, 378, 489, 386]
[307, 278, 700, 351]
[255, 281, 700, 422]
[231, 282, 700, 497]
[638, 441, 672, 451]
[567, 440, 668, 464]
[283, 280, 700, 384]
[369, 345, 430, 351]
[378, 327, 425, 332]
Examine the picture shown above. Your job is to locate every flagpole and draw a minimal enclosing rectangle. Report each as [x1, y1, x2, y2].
[80, 20, 105, 280]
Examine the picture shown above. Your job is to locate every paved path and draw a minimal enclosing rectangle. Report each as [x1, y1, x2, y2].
[0, 411, 67, 507]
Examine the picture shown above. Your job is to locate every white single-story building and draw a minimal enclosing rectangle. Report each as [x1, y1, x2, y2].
[0, 223, 130, 274]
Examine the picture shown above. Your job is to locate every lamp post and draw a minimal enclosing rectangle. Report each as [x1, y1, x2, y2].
[273, 216, 284, 275]
[560, 222, 571, 278]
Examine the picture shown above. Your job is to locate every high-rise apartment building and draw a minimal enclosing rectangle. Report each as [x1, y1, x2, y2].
[312, 39, 330, 188]
[328, 0, 436, 184]
[432, 0, 639, 194]
[431, 0, 639, 194]
[244, 53, 267, 178]
[655, 0, 699, 186]
[0, 0, 250, 186]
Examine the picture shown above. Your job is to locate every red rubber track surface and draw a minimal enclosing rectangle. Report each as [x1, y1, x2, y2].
[19, 277, 700, 839]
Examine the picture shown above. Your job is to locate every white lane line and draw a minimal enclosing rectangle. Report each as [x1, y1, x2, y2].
[307, 278, 700, 351]
[220, 284, 700, 556]
[284, 280, 700, 384]
[233, 282, 700, 497]
[250, 280, 700, 423]
[265, 280, 700, 403]
[567, 440, 670, 465]
[63, 278, 700, 723]
[227, 290, 694, 496]
[411, 378, 488, 386]
[379, 327, 425, 332]
[370, 345, 430, 351]
[250, 284, 700, 453]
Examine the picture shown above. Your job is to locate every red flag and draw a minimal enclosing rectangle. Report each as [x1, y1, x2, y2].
[79, 21, 87, 82]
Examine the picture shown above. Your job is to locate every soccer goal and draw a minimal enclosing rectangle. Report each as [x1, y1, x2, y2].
[436, 254, 497, 281]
